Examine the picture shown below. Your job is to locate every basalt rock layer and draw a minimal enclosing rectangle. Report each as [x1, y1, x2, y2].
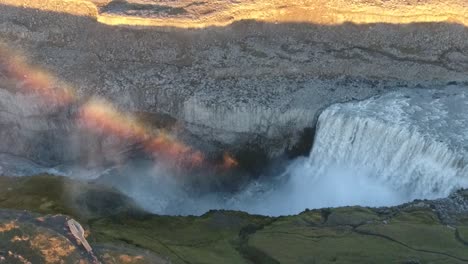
[0, 0, 467, 164]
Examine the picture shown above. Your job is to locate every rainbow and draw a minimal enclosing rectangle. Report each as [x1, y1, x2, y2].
[0, 45, 238, 170]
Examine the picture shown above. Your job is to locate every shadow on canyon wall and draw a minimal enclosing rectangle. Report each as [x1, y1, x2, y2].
[101, 1, 189, 16]
[0, 3, 467, 186]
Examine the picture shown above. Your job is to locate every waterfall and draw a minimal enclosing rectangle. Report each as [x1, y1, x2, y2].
[230, 87, 468, 216]
[308, 108, 467, 199]
[283, 87, 468, 209]
[6, 87, 467, 217]
[89, 87, 468, 216]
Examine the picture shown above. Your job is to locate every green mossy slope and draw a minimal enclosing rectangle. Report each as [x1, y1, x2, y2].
[0, 174, 467, 264]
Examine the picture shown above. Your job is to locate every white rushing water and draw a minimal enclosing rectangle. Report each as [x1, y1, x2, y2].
[259, 86, 468, 214]
[308, 87, 468, 199]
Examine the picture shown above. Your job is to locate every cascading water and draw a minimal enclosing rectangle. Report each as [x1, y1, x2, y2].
[308, 109, 467, 200]
[309, 87, 468, 198]
[237, 86, 468, 215]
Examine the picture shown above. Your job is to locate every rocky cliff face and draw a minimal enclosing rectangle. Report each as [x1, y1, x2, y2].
[0, 0, 467, 164]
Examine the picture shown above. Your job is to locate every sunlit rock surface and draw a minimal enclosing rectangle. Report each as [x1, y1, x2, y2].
[0, 209, 168, 264]
[3, 0, 468, 27]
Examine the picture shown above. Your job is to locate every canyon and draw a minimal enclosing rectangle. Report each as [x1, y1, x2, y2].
[0, 0, 467, 165]
[0, 0, 467, 263]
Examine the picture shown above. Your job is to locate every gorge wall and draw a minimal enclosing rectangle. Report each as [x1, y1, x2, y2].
[0, 0, 467, 166]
